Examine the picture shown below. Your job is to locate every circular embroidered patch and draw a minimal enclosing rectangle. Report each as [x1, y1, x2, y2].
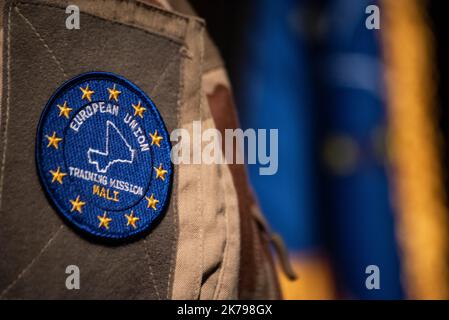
[36, 72, 172, 239]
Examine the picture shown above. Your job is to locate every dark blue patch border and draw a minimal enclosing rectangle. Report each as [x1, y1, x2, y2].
[35, 72, 173, 240]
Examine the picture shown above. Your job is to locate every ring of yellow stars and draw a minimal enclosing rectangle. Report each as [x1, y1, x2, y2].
[98, 212, 112, 229]
[50, 167, 67, 184]
[132, 101, 146, 118]
[70, 195, 86, 213]
[125, 211, 140, 229]
[149, 130, 163, 147]
[107, 84, 121, 102]
[57, 101, 73, 119]
[80, 84, 95, 102]
[46, 131, 63, 149]
[154, 163, 168, 181]
[145, 194, 159, 210]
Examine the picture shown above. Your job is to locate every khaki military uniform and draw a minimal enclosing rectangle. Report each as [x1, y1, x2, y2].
[0, 0, 283, 299]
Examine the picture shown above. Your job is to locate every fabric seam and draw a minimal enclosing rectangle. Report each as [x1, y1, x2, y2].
[0, 225, 64, 298]
[16, 1, 186, 45]
[2, 1, 181, 299]
[166, 47, 183, 300]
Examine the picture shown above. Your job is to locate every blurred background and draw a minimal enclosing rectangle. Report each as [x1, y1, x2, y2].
[191, 0, 449, 299]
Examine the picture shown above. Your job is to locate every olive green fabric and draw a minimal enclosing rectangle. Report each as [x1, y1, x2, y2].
[0, 0, 182, 299]
[0, 0, 279, 300]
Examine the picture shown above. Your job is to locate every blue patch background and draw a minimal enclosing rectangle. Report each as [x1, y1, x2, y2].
[36, 72, 172, 239]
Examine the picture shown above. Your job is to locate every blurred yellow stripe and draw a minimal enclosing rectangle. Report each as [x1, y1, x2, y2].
[382, 0, 449, 299]
[278, 253, 336, 300]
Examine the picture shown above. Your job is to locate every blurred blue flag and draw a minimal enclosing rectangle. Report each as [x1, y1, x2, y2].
[238, 0, 404, 299]
[239, 0, 317, 252]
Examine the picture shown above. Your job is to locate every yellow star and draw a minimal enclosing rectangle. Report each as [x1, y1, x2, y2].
[46, 131, 62, 149]
[145, 194, 159, 210]
[154, 164, 168, 181]
[70, 195, 86, 213]
[57, 101, 72, 119]
[107, 84, 121, 102]
[132, 101, 146, 118]
[149, 130, 163, 147]
[50, 167, 67, 184]
[80, 84, 95, 102]
[98, 212, 112, 229]
[124, 211, 140, 229]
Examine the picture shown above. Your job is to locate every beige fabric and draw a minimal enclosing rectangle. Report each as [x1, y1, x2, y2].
[73, 0, 188, 42]
[149, 0, 241, 299]
[142, 0, 241, 299]
[202, 68, 231, 96]
[198, 88, 240, 300]
[170, 17, 204, 299]
[165, 0, 225, 73]
[170, 14, 240, 299]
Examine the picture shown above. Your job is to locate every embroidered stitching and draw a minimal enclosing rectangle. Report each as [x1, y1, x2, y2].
[143, 239, 161, 300]
[15, 6, 67, 78]
[0, 4, 13, 213]
[0, 225, 64, 298]
[212, 164, 231, 299]
[0, 4, 69, 298]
